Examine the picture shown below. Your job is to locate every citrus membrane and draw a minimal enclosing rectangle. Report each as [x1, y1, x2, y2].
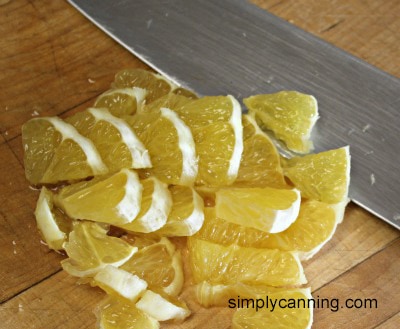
[34, 187, 71, 250]
[92, 265, 147, 302]
[135, 290, 191, 322]
[118, 176, 172, 233]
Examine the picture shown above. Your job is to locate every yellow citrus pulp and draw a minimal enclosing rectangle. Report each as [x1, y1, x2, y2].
[235, 114, 286, 188]
[244, 91, 319, 154]
[173, 95, 243, 186]
[283, 146, 350, 203]
[61, 221, 137, 277]
[22, 116, 108, 185]
[55, 169, 142, 225]
[188, 237, 306, 287]
[215, 187, 301, 233]
[121, 237, 184, 297]
[155, 185, 205, 236]
[127, 108, 198, 186]
[65, 107, 151, 172]
[232, 288, 313, 329]
[142, 93, 194, 113]
[95, 297, 160, 329]
[94, 87, 147, 117]
[196, 203, 339, 260]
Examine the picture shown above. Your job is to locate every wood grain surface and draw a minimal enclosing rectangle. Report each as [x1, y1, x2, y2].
[0, 0, 399, 328]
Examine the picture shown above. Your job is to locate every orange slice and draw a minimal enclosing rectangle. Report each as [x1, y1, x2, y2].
[95, 297, 160, 329]
[284, 146, 350, 203]
[56, 169, 142, 225]
[65, 107, 151, 172]
[155, 185, 204, 237]
[244, 91, 319, 153]
[118, 176, 172, 233]
[215, 187, 301, 233]
[22, 116, 108, 185]
[128, 108, 197, 185]
[112, 68, 177, 103]
[188, 237, 306, 287]
[173, 95, 243, 186]
[94, 87, 147, 117]
[235, 114, 286, 188]
[62, 221, 137, 277]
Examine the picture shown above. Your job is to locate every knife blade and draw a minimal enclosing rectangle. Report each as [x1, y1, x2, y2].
[67, 0, 400, 229]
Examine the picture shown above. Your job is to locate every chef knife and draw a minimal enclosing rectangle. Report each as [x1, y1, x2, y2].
[67, 0, 400, 229]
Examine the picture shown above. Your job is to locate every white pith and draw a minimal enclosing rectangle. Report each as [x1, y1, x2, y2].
[160, 107, 198, 185]
[45, 117, 108, 174]
[88, 107, 151, 168]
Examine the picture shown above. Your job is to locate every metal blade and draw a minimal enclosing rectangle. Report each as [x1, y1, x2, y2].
[68, 0, 400, 229]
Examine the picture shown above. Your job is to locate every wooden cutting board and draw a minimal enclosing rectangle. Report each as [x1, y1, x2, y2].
[0, 0, 399, 328]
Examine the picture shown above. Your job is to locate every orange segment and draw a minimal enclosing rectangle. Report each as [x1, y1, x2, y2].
[232, 288, 313, 329]
[121, 237, 184, 297]
[118, 177, 172, 233]
[235, 114, 286, 188]
[56, 169, 142, 225]
[173, 95, 243, 186]
[215, 187, 300, 233]
[112, 68, 177, 103]
[283, 146, 350, 203]
[195, 281, 309, 310]
[62, 221, 137, 277]
[196, 203, 338, 260]
[94, 87, 147, 117]
[188, 237, 306, 287]
[155, 185, 205, 237]
[65, 107, 151, 172]
[244, 91, 319, 153]
[22, 116, 108, 185]
[95, 297, 160, 329]
[128, 108, 197, 185]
